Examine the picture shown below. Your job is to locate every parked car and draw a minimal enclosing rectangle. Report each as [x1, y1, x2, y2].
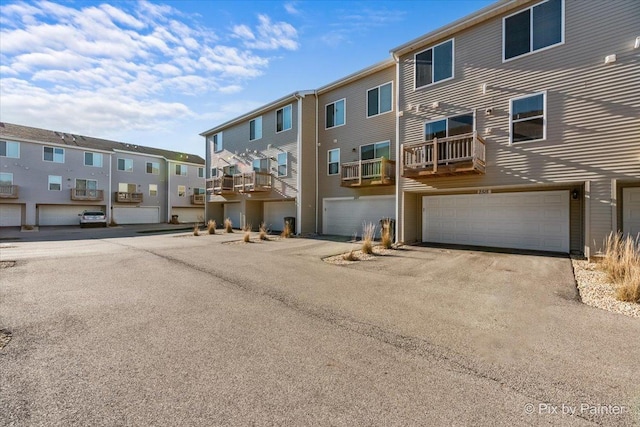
[78, 210, 107, 228]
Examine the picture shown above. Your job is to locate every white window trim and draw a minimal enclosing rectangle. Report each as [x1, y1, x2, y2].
[177, 185, 186, 197]
[423, 111, 476, 141]
[198, 167, 204, 178]
[43, 146, 65, 163]
[414, 38, 455, 91]
[509, 91, 547, 145]
[74, 178, 98, 188]
[502, 0, 565, 63]
[0, 172, 14, 185]
[117, 158, 133, 172]
[176, 164, 187, 176]
[0, 141, 20, 158]
[212, 132, 223, 153]
[149, 184, 158, 196]
[249, 116, 263, 141]
[277, 152, 288, 177]
[48, 175, 62, 191]
[325, 98, 346, 130]
[276, 104, 292, 134]
[359, 141, 391, 161]
[366, 81, 394, 118]
[83, 151, 102, 167]
[327, 148, 340, 176]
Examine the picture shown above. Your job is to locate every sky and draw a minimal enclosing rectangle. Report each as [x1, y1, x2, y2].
[0, 0, 494, 158]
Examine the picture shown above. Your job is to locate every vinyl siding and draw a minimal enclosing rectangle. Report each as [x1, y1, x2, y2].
[397, 0, 640, 254]
[299, 95, 318, 233]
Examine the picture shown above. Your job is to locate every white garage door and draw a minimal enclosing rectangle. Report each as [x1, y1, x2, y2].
[623, 187, 640, 239]
[113, 207, 160, 224]
[223, 203, 241, 229]
[323, 196, 395, 237]
[422, 191, 569, 253]
[0, 204, 21, 227]
[39, 204, 101, 226]
[264, 200, 296, 231]
[171, 207, 204, 224]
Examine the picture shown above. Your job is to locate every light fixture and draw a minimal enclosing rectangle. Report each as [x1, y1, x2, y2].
[635, 36, 640, 49]
[432, 101, 440, 109]
[485, 107, 493, 115]
[481, 83, 488, 94]
[604, 54, 616, 65]
[571, 189, 579, 200]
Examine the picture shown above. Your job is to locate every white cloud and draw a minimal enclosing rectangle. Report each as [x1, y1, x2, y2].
[234, 15, 299, 51]
[284, 2, 301, 15]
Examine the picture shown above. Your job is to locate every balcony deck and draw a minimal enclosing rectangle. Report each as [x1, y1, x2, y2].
[402, 132, 486, 178]
[341, 158, 396, 188]
[115, 192, 143, 203]
[71, 189, 104, 201]
[208, 172, 272, 196]
[191, 194, 205, 205]
[0, 185, 19, 199]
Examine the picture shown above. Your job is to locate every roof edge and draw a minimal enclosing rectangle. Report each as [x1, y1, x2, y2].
[316, 58, 395, 95]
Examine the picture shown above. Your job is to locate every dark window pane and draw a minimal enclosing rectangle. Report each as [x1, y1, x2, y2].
[326, 104, 334, 128]
[425, 120, 446, 140]
[0, 141, 5, 156]
[44, 147, 53, 161]
[448, 114, 474, 136]
[433, 40, 453, 82]
[329, 163, 339, 175]
[360, 144, 375, 160]
[513, 118, 544, 142]
[415, 49, 433, 87]
[512, 94, 544, 120]
[533, 0, 561, 50]
[375, 142, 390, 159]
[368, 88, 379, 117]
[250, 120, 256, 140]
[276, 110, 283, 132]
[505, 9, 531, 59]
[85, 153, 91, 165]
[379, 83, 392, 113]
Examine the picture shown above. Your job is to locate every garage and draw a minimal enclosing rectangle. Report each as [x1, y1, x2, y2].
[422, 190, 569, 253]
[39, 204, 101, 226]
[264, 200, 296, 231]
[223, 203, 241, 229]
[323, 195, 395, 237]
[112, 206, 160, 224]
[171, 207, 204, 224]
[0, 204, 22, 227]
[623, 187, 640, 239]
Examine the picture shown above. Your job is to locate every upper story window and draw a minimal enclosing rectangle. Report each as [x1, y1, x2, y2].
[48, 175, 62, 191]
[252, 158, 268, 173]
[361, 141, 390, 160]
[503, 0, 563, 61]
[326, 99, 345, 129]
[328, 149, 340, 176]
[178, 185, 186, 197]
[0, 141, 20, 158]
[211, 168, 218, 178]
[277, 152, 288, 177]
[198, 167, 204, 178]
[146, 161, 159, 175]
[425, 113, 474, 141]
[415, 39, 454, 89]
[250, 116, 262, 141]
[209, 132, 223, 152]
[175, 164, 187, 176]
[367, 82, 392, 118]
[222, 165, 237, 176]
[194, 187, 205, 195]
[84, 152, 103, 167]
[118, 183, 137, 193]
[276, 105, 292, 133]
[510, 92, 546, 143]
[0, 172, 13, 186]
[117, 158, 133, 172]
[43, 146, 64, 163]
[149, 184, 158, 196]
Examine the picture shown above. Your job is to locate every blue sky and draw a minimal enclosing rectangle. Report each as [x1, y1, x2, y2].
[0, 0, 494, 157]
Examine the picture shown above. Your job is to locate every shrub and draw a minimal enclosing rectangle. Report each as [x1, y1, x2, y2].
[361, 222, 375, 255]
[259, 222, 269, 241]
[281, 220, 293, 238]
[381, 219, 393, 249]
[600, 232, 640, 303]
[243, 225, 252, 243]
[193, 224, 200, 236]
[343, 249, 358, 261]
[616, 270, 640, 303]
[224, 218, 233, 233]
[207, 220, 217, 234]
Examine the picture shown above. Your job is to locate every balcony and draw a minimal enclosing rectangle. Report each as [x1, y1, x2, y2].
[0, 185, 19, 199]
[71, 189, 104, 201]
[233, 172, 272, 193]
[191, 194, 205, 205]
[341, 158, 396, 187]
[208, 176, 235, 195]
[115, 192, 143, 203]
[402, 132, 486, 178]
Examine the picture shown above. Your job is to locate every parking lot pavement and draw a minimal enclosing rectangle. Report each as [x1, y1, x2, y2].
[1, 234, 639, 426]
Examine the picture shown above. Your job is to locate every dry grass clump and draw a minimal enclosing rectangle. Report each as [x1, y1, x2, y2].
[281, 220, 293, 238]
[207, 220, 217, 234]
[361, 222, 375, 255]
[343, 249, 358, 261]
[259, 222, 269, 241]
[381, 219, 393, 249]
[224, 218, 233, 233]
[193, 223, 200, 236]
[243, 224, 252, 243]
[601, 232, 640, 303]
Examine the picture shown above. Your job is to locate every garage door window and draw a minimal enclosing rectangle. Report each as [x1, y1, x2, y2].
[48, 175, 62, 191]
[510, 92, 546, 143]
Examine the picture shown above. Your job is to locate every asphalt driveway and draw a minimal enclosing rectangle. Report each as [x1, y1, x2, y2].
[1, 233, 639, 425]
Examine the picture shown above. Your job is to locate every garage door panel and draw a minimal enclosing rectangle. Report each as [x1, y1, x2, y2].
[224, 203, 241, 229]
[113, 207, 159, 224]
[0, 204, 21, 227]
[171, 207, 204, 223]
[39, 205, 100, 226]
[323, 196, 394, 237]
[623, 188, 640, 239]
[264, 201, 296, 231]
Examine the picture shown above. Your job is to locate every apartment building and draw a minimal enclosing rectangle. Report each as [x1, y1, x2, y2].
[0, 122, 205, 227]
[391, 0, 639, 257]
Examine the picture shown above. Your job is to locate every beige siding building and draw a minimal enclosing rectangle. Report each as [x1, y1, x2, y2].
[392, 0, 639, 257]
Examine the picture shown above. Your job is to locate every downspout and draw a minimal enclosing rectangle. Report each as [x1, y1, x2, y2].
[315, 91, 319, 234]
[392, 51, 401, 244]
[167, 159, 171, 223]
[108, 153, 112, 223]
[295, 93, 303, 235]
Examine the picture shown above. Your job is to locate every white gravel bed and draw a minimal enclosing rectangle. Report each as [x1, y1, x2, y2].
[323, 245, 395, 265]
[571, 258, 640, 319]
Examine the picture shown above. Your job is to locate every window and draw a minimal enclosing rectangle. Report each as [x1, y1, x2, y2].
[175, 164, 187, 176]
[84, 152, 103, 167]
[178, 185, 186, 197]
[277, 152, 287, 177]
[119, 183, 136, 193]
[44, 146, 64, 163]
[326, 99, 345, 129]
[276, 105, 292, 133]
[209, 132, 223, 152]
[367, 82, 392, 117]
[0, 141, 20, 158]
[510, 93, 546, 143]
[117, 158, 133, 172]
[223, 165, 237, 176]
[328, 149, 340, 175]
[149, 184, 158, 196]
[252, 158, 268, 172]
[360, 141, 390, 161]
[415, 39, 454, 88]
[250, 116, 262, 140]
[146, 161, 159, 175]
[211, 168, 218, 178]
[503, 0, 563, 61]
[425, 113, 474, 141]
[75, 179, 98, 197]
[198, 167, 204, 178]
[194, 188, 205, 195]
[48, 175, 62, 191]
[0, 172, 13, 186]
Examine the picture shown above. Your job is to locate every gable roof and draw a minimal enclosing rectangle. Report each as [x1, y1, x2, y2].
[0, 122, 205, 165]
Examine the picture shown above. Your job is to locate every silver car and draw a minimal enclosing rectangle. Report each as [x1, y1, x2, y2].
[79, 210, 107, 228]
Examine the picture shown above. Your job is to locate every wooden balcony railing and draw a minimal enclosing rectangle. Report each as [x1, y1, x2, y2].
[341, 158, 396, 187]
[71, 189, 104, 201]
[0, 185, 19, 198]
[233, 172, 272, 193]
[191, 194, 205, 205]
[402, 131, 486, 178]
[115, 192, 143, 203]
[209, 176, 235, 195]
